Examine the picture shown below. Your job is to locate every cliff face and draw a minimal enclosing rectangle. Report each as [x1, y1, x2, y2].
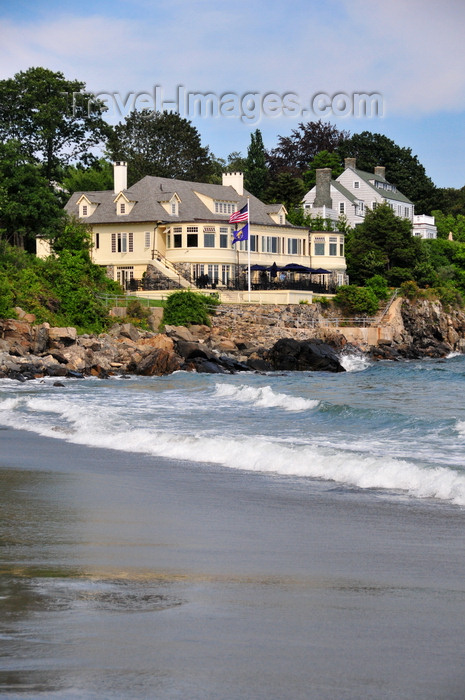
[370, 299, 465, 359]
[1, 298, 465, 382]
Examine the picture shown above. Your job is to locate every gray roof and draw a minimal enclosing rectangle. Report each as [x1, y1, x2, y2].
[65, 175, 304, 229]
[331, 180, 357, 203]
[341, 167, 414, 205]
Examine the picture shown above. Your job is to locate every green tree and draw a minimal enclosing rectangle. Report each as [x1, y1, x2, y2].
[107, 110, 214, 185]
[334, 285, 379, 316]
[62, 159, 113, 194]
[339, 132, 437, 213]
[346, 203, 422, 285]
[0, 140, 64, 251]
[302, 150, 344, 189]
[430, 210, 465, 242]
[264, 172, 306, 211]
[0, 67, 109, 182]
[244, 129, 268, 199]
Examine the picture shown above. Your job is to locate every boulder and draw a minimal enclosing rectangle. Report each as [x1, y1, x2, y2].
[266, 338, 345, 373]
[164, 325, 195, 342]
[131, 348, 182, 376]
[48, 327, 78, 346]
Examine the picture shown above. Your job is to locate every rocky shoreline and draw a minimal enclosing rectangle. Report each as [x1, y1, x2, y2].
[1, 298, 465, 382]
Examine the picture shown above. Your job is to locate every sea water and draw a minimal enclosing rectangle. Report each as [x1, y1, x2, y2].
[1, 354, 465, 699]
[1, 352, 465, 507]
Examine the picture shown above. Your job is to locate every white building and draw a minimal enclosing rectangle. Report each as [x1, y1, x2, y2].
[303, 158, 415, 228]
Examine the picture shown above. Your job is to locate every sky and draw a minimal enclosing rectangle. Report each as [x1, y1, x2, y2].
[1, 0, 465, 189]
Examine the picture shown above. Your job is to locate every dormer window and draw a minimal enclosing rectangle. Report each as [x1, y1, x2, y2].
[82, 205, 88, 216]
[354, 181, 360, 189]
[120, 203, 126, 214]
[171, 201, 178, 216]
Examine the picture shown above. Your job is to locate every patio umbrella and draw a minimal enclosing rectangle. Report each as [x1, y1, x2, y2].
[281, 263, 314, 273]
[313, 268, 331, 274]
[268, 262, 279, 278]
[250, 264, 268, 271]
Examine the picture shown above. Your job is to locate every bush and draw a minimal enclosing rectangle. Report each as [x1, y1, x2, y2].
[365, 275, 389, 301]
[400, 280, 422, 300]
[162, 290, 220, 327]
[0, 276, 15, 318]
[334, 285, 379, 316]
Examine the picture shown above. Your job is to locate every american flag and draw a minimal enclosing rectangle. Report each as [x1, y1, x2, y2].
[229, 203, 248, 224]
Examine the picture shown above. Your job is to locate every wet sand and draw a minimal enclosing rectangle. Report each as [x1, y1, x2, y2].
[1, 427, 465, 699]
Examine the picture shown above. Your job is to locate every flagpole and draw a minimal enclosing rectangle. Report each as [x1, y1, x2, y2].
[247, 196, 251, 302]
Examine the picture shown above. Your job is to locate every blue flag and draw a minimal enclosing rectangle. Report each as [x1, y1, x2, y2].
[232, 223, 249, 244]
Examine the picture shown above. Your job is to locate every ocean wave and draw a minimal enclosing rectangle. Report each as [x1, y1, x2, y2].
[339, 352, 371, 372]
[214, 382, 319, 411]
[65, 429, 465, 507]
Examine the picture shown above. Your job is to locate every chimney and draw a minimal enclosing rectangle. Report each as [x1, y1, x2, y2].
[374, 165, 386, 179]
[113, 161, 127, 194]
[313, 168, 332, 209]
[222, 171, 243, 196]
[344, 157, 356, 171]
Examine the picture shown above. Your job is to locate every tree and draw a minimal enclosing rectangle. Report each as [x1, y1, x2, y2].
[266, 120, 349, 177]
[302, 150, 344, 189]
[244, 129, 268, 199]
[0, 67, 110, 182]
[263, 172, 306, 212]
[339, 132, 437, 214]
[346, 203, 422, 285]
[0, 140, 64, 252]
[107, 110, 214, 184]
[430, 210, 465, 242]
[62, 159, 114, 194]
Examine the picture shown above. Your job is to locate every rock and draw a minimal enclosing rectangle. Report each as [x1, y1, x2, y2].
[266, 338, 345, 373]
[33, 324, 49, 354]
[147, 308, 164, 331]
[14, 307, 36, 324]
[164, 325, 195, 342]
[131, 348, 182, 376]
[48, 327, 77, 346]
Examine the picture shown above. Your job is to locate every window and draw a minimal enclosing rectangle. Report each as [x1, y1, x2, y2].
[339, 202, 345, 214]
[111, 232, 133, 253]
[120, 203, 126, 214]
[187, 233, 198, 247]
[144, 231, 151, 248]
[314, 236, 325, 255]
[207, 264, 219, 284]
[204, 233, 215, 247]
[262, 236, 279, 253]
[221, 265, 230, 285]
[288, 238, 299, 255]
[186, 226, 198, 232]
[404, 207, 410, 217]
[173, 233, 182, 248]
[249, 235, 258, 252]
[171, 201, 178, 215]
[329, 236, 337, 256]
[339, 237, 344, 257]
[398, 205, 402, 215]
[82, 205, 88, 216]
[220, 233, 228, 248]
[215, 202, 235, 214]
[279, 214, 284, 225]
[95, 232, 100, 249]
[354, 181, 360, 189]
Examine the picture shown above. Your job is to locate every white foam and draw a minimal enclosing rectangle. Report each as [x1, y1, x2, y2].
[214, 382, 319, 411]
[65, 426, 465, 507]
[339, 352, 371, 372]
[455, 420, 465, 437]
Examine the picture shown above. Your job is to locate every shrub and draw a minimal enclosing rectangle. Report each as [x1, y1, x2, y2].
[334, 285, 379, 316]
[400, 280, 422, 300]
[162, 290, 220, 327]
[365, 275, 389, 301]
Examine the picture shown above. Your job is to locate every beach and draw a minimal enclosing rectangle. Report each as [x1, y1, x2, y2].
[1, 426, 465, 700]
